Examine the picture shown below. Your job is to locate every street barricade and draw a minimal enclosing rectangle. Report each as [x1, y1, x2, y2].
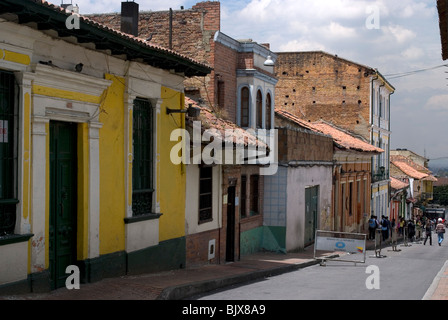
[314, 230, 367, 266]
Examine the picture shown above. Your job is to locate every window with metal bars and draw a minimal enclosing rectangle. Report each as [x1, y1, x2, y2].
[240, 87, 249, 127]
[0, 70, 18, 235]
[256, 90, 263, 129]
[199, 166, 213, 223]
[240, 175, 247, 218]
[132, 98, 154, 217]
[250, 175, 259, 216]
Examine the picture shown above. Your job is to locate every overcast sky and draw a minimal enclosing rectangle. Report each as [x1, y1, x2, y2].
[72, 0, 447, 166]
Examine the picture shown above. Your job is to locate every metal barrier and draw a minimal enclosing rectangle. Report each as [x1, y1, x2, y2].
[314, 230, 367, 266]
[388, 228, 401, 252]
[401, 225, 411, 247]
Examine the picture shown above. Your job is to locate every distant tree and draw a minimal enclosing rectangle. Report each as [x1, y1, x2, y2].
[433, 185, 448, 206]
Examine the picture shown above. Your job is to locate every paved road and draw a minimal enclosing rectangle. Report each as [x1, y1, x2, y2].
[196, 240, 448, 300]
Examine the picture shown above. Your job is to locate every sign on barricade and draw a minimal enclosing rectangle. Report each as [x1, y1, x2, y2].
[314, 230, 367, 266]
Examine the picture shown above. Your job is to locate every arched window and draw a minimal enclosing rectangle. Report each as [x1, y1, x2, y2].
[256, 90, 263, 128]
[265, 93, 272, 130]
[240, 87, 249, 127]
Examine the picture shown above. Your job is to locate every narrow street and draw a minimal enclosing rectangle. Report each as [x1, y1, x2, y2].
[196, 240, 448, 300]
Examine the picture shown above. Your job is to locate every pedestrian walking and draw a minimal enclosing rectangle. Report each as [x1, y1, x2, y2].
[368, 215, 377, 240]
[436, 218, 445, 246]
[407, 219, 415, 242]
[423, 220, 432, 246]
[415, 218, 422, 241]
[399, 218, 405, 235]
[381, 216, 389, 241]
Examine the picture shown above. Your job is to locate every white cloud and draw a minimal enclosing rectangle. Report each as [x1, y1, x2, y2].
[279, 39, 326, 52]
[320, 22, 357, 39]
[383, 24, 416, 44]
[401, 46, 425, 60]
[424, 95, 448, 113]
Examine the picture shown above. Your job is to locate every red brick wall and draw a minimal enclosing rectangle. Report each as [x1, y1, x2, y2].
[275, 52, 374, 140]
[276, 127, 334, 163]
[213, 42, 238, 122]
[186, 229, 220, 267]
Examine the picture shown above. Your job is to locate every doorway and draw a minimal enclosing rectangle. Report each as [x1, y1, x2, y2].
[305, 186, 319, 247]
[49, 121, 78, 290]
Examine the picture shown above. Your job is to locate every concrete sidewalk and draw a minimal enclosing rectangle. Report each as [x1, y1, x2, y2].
[1, 246, 337, 300]
[1, 237, 446, 300]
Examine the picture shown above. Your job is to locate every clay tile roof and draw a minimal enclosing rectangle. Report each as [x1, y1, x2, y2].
[186, 97, 268, 149]
[390, 177, 409, 190]
[391, 161, 428, 180]
[311, 122, 384, 154]
[2, 0, 211, 76]
[390, 155, 437, 182]
[275, 109, 382, 154]
[274, 109, 321, 132]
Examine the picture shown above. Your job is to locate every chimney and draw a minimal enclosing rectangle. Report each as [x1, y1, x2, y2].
[121, 1, 139, 37]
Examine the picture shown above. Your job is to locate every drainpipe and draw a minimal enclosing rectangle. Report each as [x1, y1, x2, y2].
[370, 72, 378, 180]
[169, 8, 173, 49]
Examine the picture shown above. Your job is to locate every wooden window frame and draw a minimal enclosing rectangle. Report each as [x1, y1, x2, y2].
[199, 165, 213, 224]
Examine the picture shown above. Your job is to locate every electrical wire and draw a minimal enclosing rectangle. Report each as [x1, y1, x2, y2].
[384, 63, 448, 80]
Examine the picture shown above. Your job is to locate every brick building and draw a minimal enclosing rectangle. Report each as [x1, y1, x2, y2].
[274, 51, 394, 223]
[275, 110, 382, 235]
[90, 1, 278, 265]
[268, 111, 334, 251]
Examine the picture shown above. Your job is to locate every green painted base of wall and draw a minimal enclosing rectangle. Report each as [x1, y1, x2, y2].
[127, 237, 186, 275]
[0, 237, 187, 294]
[240, 226, 286, 256]
[78, 251, 127, 284]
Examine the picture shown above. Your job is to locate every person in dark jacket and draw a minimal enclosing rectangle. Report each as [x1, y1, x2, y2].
[368, 215, 378, 240]
[423, 220, 433, 245]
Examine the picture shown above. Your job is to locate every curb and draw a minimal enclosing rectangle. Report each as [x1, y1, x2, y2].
[157, 255, 339, 300]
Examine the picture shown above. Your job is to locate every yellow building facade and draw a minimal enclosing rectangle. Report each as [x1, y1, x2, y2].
[0, 0, 209, 293]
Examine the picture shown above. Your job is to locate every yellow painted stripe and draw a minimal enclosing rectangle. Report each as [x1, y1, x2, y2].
[2, 50, 30, 65]
[32, 85, 102, 104]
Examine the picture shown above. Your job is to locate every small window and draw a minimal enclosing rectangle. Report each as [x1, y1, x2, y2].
[217, 80, 225, 109]
[199, 166, 213, 223]
[240, 87, 250, 127]
[265, 93, 272, 130]
[256, 90, 263, 129]
[240, 175, 247, 218]
[250, 175, 259, 216]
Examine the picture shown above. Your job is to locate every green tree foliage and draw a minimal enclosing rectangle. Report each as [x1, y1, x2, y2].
[433, 185, 448, 206]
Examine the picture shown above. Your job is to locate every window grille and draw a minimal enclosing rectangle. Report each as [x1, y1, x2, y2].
[132, 98, 154, 216]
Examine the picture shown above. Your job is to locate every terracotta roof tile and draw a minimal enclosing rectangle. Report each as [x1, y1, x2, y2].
[186, 97, 268, 149]
[27, 0, 211, 71]
[390, 177, 409, 190]
[311, 122, 383, 153]
[275, 109, 383, 154]
[391, 161, 428, 180]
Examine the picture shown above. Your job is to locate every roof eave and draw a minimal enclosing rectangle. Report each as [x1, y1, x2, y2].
[0, 0, 212, 77]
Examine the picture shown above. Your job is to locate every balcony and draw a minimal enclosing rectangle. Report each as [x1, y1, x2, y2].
[372, 167, 389, 183]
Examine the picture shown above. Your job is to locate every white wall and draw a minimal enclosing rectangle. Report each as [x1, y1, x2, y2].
[286, 165, 333, 251]
[185, 165, 222, 235]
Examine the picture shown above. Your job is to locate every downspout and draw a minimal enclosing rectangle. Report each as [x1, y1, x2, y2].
[370, 72, 378, 192]
[169, 8, 173, 50]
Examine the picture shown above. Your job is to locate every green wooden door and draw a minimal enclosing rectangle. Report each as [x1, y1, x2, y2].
[305, 186, 319, 247]
[49, 121, 77, 290]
